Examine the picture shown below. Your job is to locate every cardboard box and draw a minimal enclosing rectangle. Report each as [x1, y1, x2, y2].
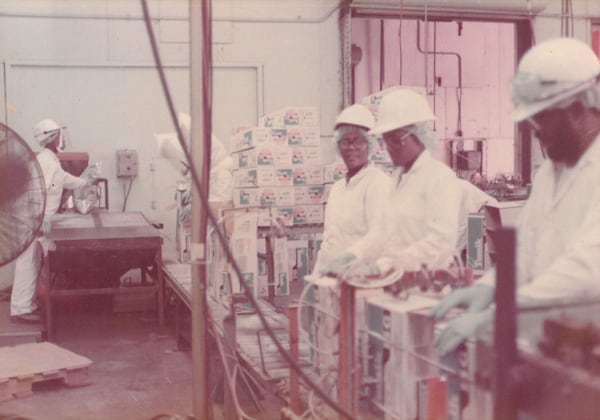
[323, 161, 347, 183]
[230, 127, 271, 152]
[306, 204, 324, 224]
[307, 185, 325, 205]
[365, 294, 439, 419]
[258, 206, 294, 227]
[232, 187, 260, 207]
[294, 186, 308, 205]
[258, 186, 295, 207]
[259, 106, 319, 127]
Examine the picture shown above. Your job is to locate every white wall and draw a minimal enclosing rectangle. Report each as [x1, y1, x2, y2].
[0, 0, 342, 240]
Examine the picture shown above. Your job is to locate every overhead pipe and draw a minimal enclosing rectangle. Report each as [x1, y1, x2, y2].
[416, 19, 463, 137]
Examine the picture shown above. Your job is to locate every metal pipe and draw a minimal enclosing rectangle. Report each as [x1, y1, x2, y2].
[416, 19, 463, 136]
[0, 3, 341, 23]
[379, 19, 385, 90]
[494, 228, 518, 420]
[190, 0, 211, 418]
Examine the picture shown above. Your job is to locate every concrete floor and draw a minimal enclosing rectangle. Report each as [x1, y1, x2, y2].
[0, 296, 283, 420]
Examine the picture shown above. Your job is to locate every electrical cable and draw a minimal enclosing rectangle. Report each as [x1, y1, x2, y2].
[121, 176, 133, 212]
[139, 2, 356, 418]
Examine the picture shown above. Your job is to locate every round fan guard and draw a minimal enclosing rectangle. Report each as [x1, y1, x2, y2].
[0, 123, 46, 266]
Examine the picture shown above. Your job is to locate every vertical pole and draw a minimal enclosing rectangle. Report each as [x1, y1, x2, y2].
[288, 305, 302, 415]
[494, 227, 517, 420]
[338, 282, 356, 419]
[190, 0, 212, 418]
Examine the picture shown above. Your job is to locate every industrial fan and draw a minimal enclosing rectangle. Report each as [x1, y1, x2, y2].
[0, 122, 46, 267]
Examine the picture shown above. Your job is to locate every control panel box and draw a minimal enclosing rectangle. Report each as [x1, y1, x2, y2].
[116, 149, 138, 177]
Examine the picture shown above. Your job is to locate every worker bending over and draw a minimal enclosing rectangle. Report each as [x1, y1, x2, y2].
[430, 38, 600, 355]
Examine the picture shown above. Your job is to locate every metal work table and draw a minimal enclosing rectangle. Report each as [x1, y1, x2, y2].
[42, 211, 164, 341]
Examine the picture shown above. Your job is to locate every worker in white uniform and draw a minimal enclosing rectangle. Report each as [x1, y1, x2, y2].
[10, 119, 90, 323]
[328, 89, 462, 279]
[430, 38, 600, 355]
[314, 104, 392, 275]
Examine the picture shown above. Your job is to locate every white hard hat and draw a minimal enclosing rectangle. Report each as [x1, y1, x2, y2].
[33, 118, 62, 146]
[334, 104, 375, 130]
[369, 89, 435, 135]
[511, 38, 600, 122]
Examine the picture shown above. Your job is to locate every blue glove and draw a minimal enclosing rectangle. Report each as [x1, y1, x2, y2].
[427, 284, 495, 320]
[434, 309, 493, 356]
[42, 216, 51, 234]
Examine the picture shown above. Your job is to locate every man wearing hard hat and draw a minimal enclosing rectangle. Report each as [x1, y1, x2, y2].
[10, 119, 92, 323]
[430, 37, 600, 355]
[327, 89, 462, 279]
[313, 104, 391, 275]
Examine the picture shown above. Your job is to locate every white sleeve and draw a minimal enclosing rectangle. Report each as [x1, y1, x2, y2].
[346, 173, 391, 260]
[61, 169, 87, 190]
[518, 192, 600, 300]
[386, 174, 462, 270]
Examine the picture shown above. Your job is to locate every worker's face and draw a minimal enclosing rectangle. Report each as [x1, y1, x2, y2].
[528, 106, 579, 166]
[382, 129, 413, 168]
[338, 132, 369, 171]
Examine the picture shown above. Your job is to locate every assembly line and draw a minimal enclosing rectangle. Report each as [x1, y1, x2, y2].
[2, 1, 600, 419]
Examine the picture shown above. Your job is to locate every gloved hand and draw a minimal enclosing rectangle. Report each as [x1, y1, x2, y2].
[42, 216, 51, 234]
[427, 284, 495, 320]
[319, 252, 356, 277]
[434, 309, 493, 356]
[343, 259, 381, 279]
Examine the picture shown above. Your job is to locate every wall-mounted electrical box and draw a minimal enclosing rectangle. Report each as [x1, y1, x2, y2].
[116, 149, 138, 177]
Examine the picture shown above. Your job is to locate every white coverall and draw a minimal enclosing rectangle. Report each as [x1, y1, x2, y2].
[11, 148, 87, 316]
[348, 150, 462, 272]
[313, 164, 392, 274]
[478, 136, 600, 300]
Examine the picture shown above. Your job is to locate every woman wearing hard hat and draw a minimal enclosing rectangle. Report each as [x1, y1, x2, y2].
[328, 89, 463, 279]
[431, 37, 600, 356]
[313, 104, 392, 276]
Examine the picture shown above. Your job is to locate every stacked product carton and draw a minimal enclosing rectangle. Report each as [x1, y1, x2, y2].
[231, 106, 324, 227]
[365, 294, 440, 419]
[228, 107, 325, 300]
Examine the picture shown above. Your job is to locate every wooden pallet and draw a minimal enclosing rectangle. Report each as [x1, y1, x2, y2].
[0, 342, 92, 401]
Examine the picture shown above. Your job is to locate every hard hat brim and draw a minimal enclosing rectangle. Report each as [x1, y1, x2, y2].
[511, 82, 595, 122]
[369, 117, 433, 136]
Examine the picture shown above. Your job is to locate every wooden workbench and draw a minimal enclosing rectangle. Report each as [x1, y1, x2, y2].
[43, 211, 164, 341]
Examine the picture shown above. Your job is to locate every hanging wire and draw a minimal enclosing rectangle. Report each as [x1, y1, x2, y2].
[139, 1, 356, 418]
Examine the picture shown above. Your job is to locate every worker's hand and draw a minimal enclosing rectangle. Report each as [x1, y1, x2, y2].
[319, 252, 356, 277]
[41, 216, 51, 234]
[427, 284, 495, 320]
[434, 309, 493, 356]
[343, 259, 381, 279]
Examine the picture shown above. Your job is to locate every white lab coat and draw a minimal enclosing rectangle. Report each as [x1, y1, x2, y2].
[11, 148, 87, 316]
[478, 136, 600, 301]
[313, 164, 392, 273]
[348, 150, 462, 271]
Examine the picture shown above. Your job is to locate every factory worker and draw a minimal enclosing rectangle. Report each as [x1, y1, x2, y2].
[328, 89, 462, 279]
[430, 38, 600, 355]
[10, 119, 94, 323]
[313, 104, 392, 275]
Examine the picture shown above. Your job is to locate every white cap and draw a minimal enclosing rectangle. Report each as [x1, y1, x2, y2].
[33, 118, 61, 146]
[334, 104, 375, 130]
[370, 89, 435, 135]
[511, 38, 600, 122]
